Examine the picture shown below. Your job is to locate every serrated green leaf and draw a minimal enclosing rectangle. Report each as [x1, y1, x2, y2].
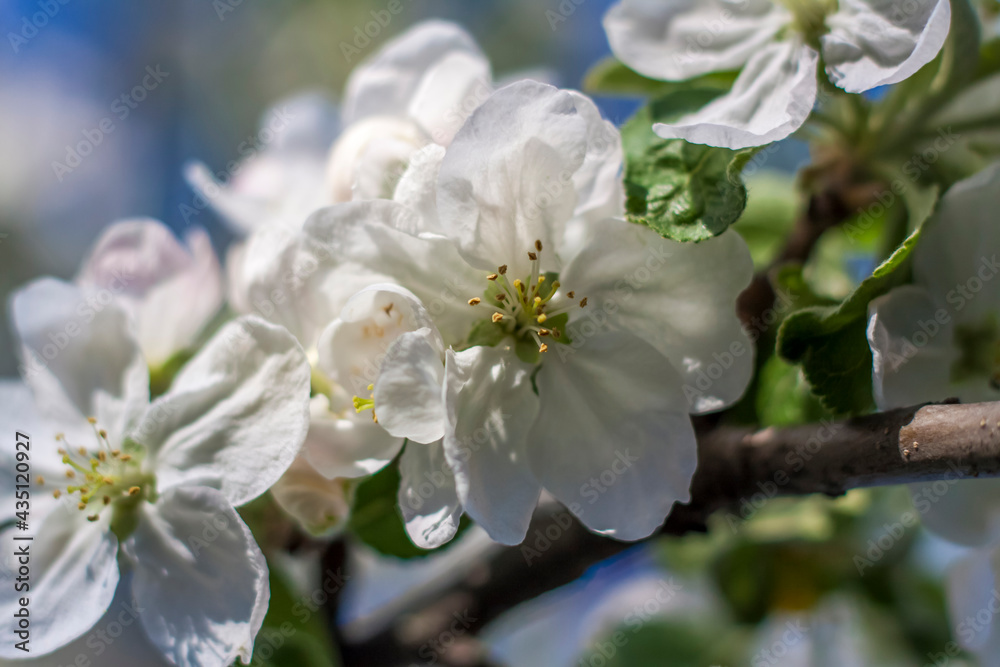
[777, 185, 939, 414]
[584, 56, 737, 98]
[348, 455, 468, 559]
[622, 89, 754, 242]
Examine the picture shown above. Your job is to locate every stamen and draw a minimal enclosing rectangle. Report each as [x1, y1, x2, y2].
[528, 251, 537, 261]
[579, 298, 588, 308]
[36, 476, 44, 485]
[496, 293, 507, 303]
[87, 515, 99, 522]
[120, 455, 132, 462]
[498, 265, 508, 275]
[567, 291, 575, 299]
[492, 313, 504, 323]
[128, 487, 141, 496]
[468, 297, 481, 306]
[103, 496, 111, 505]
[87, 417, 97, 425]
[52, 490, 61, 499]
[539, 343, 549, 353]
[487, 273, 498, 281]
[77, 502, 87, 510]
[537, 314, 548, 324]
[539, 329, 551, 337]
[535, 240, 543, 252]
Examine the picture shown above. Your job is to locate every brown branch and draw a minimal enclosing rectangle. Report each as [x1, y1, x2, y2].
[338, 400, 1000, 666]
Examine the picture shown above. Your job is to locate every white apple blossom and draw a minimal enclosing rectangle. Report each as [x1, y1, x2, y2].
[0, 278, 311, 665]
[281, 80, 754, 547]
[603, 0, 952, 148]
[75, 219, 224, 369]
[866, 162, 1000, 666]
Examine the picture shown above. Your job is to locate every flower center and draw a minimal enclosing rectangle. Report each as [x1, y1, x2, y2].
[777, 0, 836, 42]
[39, 418, 154, 532]
[466, 240, 586, 364]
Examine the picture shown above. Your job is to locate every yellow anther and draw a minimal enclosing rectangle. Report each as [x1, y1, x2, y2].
[52, 490, 61, 499]
[87, 417, 97, 425]
[537, 275, 546, 284]
[77, 502, 87, 510]
[87, 515, 99, 522]
[103, 496, 111, 505]
[99, 429, 107, 439]
[103, 477, 114, 486]
[468, 297, 481, 306]
[539, 329, 551, 337]
[367, 383, 374, 391]
[567, 291, 575, 299]
[55, 434, 64, 441]
[537, 314, 548, 324]
[120, 455, 132, 462]
[487, 273, 498, 281]
[36, 476, 44, 485]
[535, 240, 543, 252]
[534, 296, 542, 306]
[498, 265, 508, 275]
[66, 470, 76, 479]
[539, 343, 549, 353]
[492, 313, 504, 323]
[98, 451, 107, 462]
[111, 450, 121, 458]
[528, 251, 538, 261]
[78, 447, 87, 457]
[579, 298, 589, 308]
[57, 448, 66, 456]
[514, 279, 524, 292]
[129, 487, 141, 496]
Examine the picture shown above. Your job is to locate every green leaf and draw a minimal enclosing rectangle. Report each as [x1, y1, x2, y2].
[622, 89, 755, 243]
[777, 186, 939, 414]
[248, 560, 340, 667]
[584, 56, 737, 98]
[348, 455, 468, 559]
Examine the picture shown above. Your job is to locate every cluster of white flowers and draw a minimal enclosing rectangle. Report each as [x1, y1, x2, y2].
[0, 20, 755, 665]
[604, 0, 951, 148]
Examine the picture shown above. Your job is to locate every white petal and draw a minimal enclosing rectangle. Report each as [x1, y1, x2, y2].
[564, 92, 626, 250]
[136, 317, 311, 506]
[398, 440, 462, 549]
[443, 346, 541, 545]
[301, 394, 403, 480]
[947, 547, 1000, 658]
[324, 116, 426, 203]
[318, 283, 444, 398]
[393, 143, 447, 228]
[823, 0, 951, 93]
[374, 329, 446, 445]
[11, 278, 149, 445]
[603, 0, 791, 80]
[912, 478, 1000, 547]
[124, 487, 268, 667]
[867, 285, 958, 410]
[343, 20, 486, 125]
[302, 200, 482, 345]
[528, 330, 697, 541]
[0, 508, 118, 658]
[436, 80, 590, 276]
[271, 454, 354, 537]
[914, 161, 1000, 324]
[562, 222, 754, 414]
[407, 48, 493, 145]
[76, 220, 224, 367]
[654, 40, 818, 149]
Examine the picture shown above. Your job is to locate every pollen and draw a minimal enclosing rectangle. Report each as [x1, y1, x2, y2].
[468, 297, 481, 306]
[36, 475, 44, 486]
[52, 490, 61, 499]
[487, 273, 498, 281]
[492, 313, 504, 323]
[539, 343, 549, 353]
[129, 487, 141, 496]
[87, 417, 97, 425]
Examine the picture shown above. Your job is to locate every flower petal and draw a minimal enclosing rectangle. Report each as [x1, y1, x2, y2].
[912, 478, 1000, 547]
[947, 546, 1000, 657]
[528, 330, 698, 541]
[136, 317, 311, 506]
[343, 20, 486, 126]
[603, 0, 791, 81]
[301, 395, 403, 480]
[76, 219, 223, 366]
[867, 285, 958, 410]
[407, 48, 492, 145]
[823, 0, 951, 93]
[0, 507, 118, 658]
[443, 346, 541, 545]
[393, 143, 447, 228]
[324, 116, 426, 202]
[653, 40, 818, 149]
[562, 222, 754, 414]
[124, 486, 268, 667]
[374, 329, 446, 445]
[11, 278, 149, 445]
[271, 454, 354, 537]
[398, 440, 463, 549]
[436, 80, 590, 276]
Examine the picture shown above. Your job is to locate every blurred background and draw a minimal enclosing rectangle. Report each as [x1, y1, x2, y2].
[0, 1, 973, 665]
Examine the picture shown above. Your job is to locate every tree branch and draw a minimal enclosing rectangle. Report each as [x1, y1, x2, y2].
[338, 400, 1000, 666]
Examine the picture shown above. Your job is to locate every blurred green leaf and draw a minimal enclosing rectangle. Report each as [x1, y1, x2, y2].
[348, 456, 469, 559]
[622, 89, 755, 243]
[584, 56, 737, 98]
[732, 172, 799, 269]
[777, 186, 939, 414]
